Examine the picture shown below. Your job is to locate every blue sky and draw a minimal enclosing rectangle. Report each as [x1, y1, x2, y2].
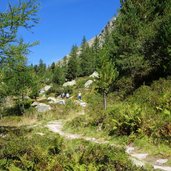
[2, 0, 121, 65]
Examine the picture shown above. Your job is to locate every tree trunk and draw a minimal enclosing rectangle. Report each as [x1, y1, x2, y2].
[103, 92, 107, 110]
[20, 94, 25, 114]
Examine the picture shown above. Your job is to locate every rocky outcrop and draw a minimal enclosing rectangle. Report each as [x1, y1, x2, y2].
[89, 71, 99, 78]
[63, 80, 76, 87]
[47, 97, 65, 105]
[84, 80, 93, 88]
[57, 16, 116, 66]
[31, 102, 51, 112]
[35, 103, 51, 112]
[39, 85, 52, 95]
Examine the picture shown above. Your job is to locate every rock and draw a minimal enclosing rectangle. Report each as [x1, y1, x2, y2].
[153, 165, 171, 171]
[31, 102, 40, 107]
[47, 97, 65, 105]
[131, 153, 148, 160]
[39, 89, 45, 95]
[44, 85, 52, 91]
[80, 101, 87, 107]
[84, 80, 93, 88]
[75, 100, 87, 107]
[47, 97, 57, 102]
[35, 103, 51, 112]
[155, 159, 168, 166]
[130, 158, 145, 167]
[39, 85, 52, 95]
[126, 146, 135, 154]
[24, 96, 30, 99]
[63, 80, 76, 87]
[89, 71, 99, 78]
[56, 100, 65, 105]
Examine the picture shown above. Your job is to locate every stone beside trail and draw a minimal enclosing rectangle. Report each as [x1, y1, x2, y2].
[126, 146, 171, 171]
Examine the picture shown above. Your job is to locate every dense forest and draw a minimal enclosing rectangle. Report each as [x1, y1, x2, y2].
[0, 0, 171, 170]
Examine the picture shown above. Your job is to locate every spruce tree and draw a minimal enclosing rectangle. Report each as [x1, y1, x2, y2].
[96, 47, 119, 110]
[66, 45, 80, 80]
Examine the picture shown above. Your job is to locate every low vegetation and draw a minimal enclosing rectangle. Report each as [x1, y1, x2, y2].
[0, 0, 171, 170]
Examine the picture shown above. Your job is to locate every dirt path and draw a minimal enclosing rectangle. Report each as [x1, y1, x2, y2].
[46, 101, 171, 171]
[46, 120, 171, 171]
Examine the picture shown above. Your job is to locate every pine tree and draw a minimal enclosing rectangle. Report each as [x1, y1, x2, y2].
[66, 45, 80, 80]
[79, 36, 95, 76]
[3, 45, 35, 114]
[52, 65, 65, 85]
[96, 47, 119, 110]
[0, 0, 39, 114]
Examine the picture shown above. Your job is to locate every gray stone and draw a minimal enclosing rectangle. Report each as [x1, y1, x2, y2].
[155, 159, 168, 166]
[80, 101, 87, 107]
[35, 103, 51, 112]
[63, 80, 76, 87]
[126, 146, 135, 154]
[47, 97, 65, 105]
[31, 102, 40, 107]
[56, 100, 65, 105]
[131, 153, 148, 160]
[75, 100, 87, 107]
[130, 157, 145, 167]
[89, 71, 99, 78]
[47, 97, 57, 102]
[153, 165, 171, 171]
[84, 80, 93, 88]
[39, 85, 52, 95]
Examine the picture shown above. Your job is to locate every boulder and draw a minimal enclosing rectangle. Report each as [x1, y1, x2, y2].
[35, 103, 51, 112]
[31, 101, 40, 107]
[155, 159, 168, 165]
[80, 101, 87, 107]
[63, 80, 76, 87]
[89, 71, 99, 78]
[84, 80, 93, 88]
[39, 85, 52, 95]
[56, 99, 65, 105]
[75, 100, 87, 107]
[47, 97, 56, 102]
[48, 97, 65, 105]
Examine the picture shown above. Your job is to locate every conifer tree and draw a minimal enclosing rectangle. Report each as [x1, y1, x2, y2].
[66, 45, 80, 80]
[79, 36, 95, 76]
[52, 65, 65, 85]
[96, 47, 119, 110]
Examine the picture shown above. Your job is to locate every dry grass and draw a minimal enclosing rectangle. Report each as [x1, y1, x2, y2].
[0, 116, 37, 127]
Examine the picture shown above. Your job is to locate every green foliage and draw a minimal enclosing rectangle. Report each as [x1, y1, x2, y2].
[96, 47, 119, 109]
[66, 45, 80, 80]
[0, 0, 39, 62]
[96, 47, 119, 94]
[0, 0, 39, 114]
[79, 37, 96, 76]
[52, 65, 65, 85]
[2, 51, 36, 114]
[0, 126, 144, 171]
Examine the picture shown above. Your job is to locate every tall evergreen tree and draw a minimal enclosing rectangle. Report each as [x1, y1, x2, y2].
[52, 65, 65, 85]
[96, 47, 119, 110]
[66, 45, 80, 80]
[3, 45, 36, 114]
[79, 36, 95, 76]
[0, 0, 39, 114]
